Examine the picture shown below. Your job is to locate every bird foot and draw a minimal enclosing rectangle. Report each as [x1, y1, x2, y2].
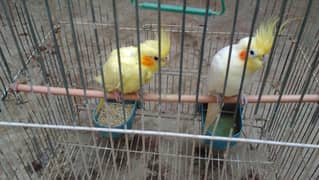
[113, 91, 123, 102]
[240, 94, 248, 106]
[135, 91, 141, 100]
[214, 93, 224, 107]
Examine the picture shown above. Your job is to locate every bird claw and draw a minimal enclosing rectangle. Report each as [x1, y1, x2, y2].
[215, 93, 224, 107]
[113, 91, 142, 102]
[113, 91, 123, 102]
[240, 94, 248, 106]
[135, 91, 141, 100]
[135, 91, 144, 110]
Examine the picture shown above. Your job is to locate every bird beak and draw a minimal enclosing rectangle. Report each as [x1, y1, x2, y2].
[160, 56, 169, 66]
[165, 56, 169, 63]
[255, 55, 265, 61]
[261, 55, 266, 61]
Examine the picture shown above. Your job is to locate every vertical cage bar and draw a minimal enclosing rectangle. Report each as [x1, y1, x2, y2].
[267, 0, 313, 132]
[254, 0, 288, 114]
[195, 0, 210, 107]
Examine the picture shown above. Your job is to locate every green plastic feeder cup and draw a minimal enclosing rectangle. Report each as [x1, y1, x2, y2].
[93, 99, 138, 139]
[200, 103, 243, 150]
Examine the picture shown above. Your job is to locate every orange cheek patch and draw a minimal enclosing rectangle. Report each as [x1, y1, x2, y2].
[142, 56, 155, 67]
[239, 50, 247, 61]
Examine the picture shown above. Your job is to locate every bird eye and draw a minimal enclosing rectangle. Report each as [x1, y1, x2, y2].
[249, 50, 255, 56]
[154, 56, 159, 61]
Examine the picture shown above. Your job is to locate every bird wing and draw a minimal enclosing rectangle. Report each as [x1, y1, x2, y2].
[208, 45, 246, 96]
[96, 46, 155, 93]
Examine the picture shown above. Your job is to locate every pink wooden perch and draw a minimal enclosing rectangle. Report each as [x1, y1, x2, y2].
[9, 84, 319, 103]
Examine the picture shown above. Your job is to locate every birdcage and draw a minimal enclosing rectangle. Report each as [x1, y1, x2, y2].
[0, 0, 318, 179]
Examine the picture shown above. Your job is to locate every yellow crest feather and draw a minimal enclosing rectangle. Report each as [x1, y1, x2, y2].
[253, 17, 278, 54]
[253, 16, 302, 55]
[140, 29, 171, 59]
[157, 29, 171, 58]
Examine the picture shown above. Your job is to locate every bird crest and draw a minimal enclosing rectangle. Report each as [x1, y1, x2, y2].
[140, 29, 171, 60]
[253, 17, 301, 55]
[252, 17, 278, 55]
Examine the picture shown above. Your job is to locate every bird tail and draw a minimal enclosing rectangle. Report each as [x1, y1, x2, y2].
[205, 103, 221, 132]
[96, 99, 105, 114]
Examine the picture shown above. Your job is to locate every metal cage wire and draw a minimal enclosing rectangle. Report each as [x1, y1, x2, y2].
[0, 0, 318, 179]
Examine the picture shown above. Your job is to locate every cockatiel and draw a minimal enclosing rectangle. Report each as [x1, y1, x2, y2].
[205, 18, 280, 130]
[95, 30, 170, 101]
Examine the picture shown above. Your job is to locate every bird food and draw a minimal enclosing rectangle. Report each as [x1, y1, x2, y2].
[98, 103, 134, 127]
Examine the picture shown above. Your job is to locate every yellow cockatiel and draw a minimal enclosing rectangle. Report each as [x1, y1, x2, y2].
[95, 30, 170, 101]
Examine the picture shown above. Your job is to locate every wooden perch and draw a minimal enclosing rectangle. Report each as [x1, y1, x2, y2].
[9, 84, 319, 103]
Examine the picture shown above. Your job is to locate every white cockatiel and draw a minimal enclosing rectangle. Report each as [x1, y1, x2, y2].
[205, 18, 281, 130]
[208, 37, 263, 97]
